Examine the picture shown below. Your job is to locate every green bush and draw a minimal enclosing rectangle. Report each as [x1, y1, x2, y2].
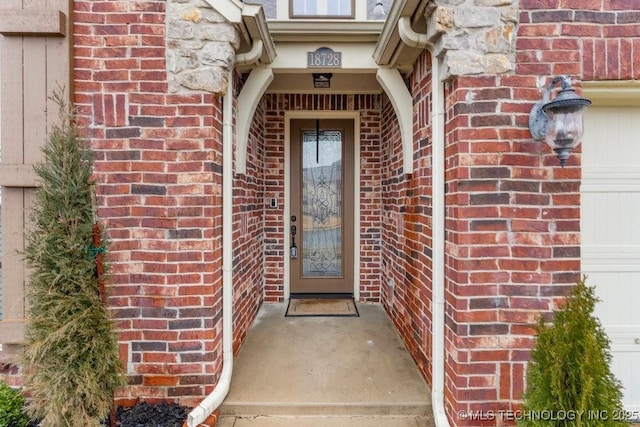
[0, 381, 30, 427]
[520, 277, 625, 426]
[21, 94, 125, 427]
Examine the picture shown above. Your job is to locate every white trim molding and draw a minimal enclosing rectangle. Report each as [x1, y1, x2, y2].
[236, 67, 275, 175]
[376, 68, 414, 175]
[583, 81, 640, 106]
[206, 0, 243, 23]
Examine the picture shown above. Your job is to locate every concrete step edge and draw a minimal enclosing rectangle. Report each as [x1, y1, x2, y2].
[217, 415, 435, 427]
[219, 402, 432, 417]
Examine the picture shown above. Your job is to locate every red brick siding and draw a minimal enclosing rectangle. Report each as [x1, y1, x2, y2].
[359, 106, 383, 301]
[262, 95, 286, 302]
[0, 362, 21, 388]
[383, 2, 640, 426]
[261, 94, 382, 302]
[232, 75, 266, 351]
[441, 71, 581, 426]
[380, 53, 434, 387]
[74, 0, 224, 406]
[519, 0, 640, 80]
[40, 0, 640, 418]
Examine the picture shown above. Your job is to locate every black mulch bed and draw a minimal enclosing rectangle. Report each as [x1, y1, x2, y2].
[114, 402, 188, 427]
[27, 402, 189, 427]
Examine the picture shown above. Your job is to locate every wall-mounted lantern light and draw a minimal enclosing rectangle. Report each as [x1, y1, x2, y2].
[529, 76, 592, 167]
[312, 73, 332, 89]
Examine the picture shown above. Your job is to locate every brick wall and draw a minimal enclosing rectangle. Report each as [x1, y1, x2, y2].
[232, 75, 266, 351]
[74, 0, 226, 406]
[380, 53, 435, 386]
[381, 2, 640, 426]
[519, 0, 640, 80]
[441, 70, 581, 425]
[359, 101, 384, 301]
[262, 95, 286, 301]
[261, 94, 382, 302]
[0, 362, 21, 388]
[42, 0, 640, 417]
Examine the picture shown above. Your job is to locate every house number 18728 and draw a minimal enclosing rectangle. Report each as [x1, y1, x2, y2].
[307, 47, 342, 68]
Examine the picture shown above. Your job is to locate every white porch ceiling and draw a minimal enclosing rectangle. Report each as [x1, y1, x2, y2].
[266, 72, 382, 94]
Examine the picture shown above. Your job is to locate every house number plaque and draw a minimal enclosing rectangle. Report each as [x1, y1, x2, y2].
[307, 47, 342, 68]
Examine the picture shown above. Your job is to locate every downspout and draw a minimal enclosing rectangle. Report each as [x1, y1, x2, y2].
[430, 46, 449, 427]
[398, 15, 450, 427]
[187, 36, 265, 426]
[235, 39, 264, 67]
[187, 69, 235, 427]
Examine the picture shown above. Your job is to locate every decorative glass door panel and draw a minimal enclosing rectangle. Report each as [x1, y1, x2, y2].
[302, 130, 342, 277]
[290, 120, 354, 294]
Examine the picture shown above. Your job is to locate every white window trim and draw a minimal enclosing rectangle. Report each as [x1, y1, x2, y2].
[291, 0, 352, 17]
[278, 0, 366, 20]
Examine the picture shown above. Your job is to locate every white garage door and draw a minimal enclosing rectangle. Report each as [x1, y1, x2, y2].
[582, 105, 640, 412]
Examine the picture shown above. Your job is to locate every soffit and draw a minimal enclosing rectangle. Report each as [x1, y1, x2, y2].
[259, 41, 380, 92]
[266, 73, 381, 94]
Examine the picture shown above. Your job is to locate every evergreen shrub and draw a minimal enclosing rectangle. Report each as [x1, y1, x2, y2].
[520, 277, 625, 426]
[22, 94, 125, 427]
[0, 381, 29, 427]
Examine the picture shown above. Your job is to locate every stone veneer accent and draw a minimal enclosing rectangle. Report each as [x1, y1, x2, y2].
[425, 0, 518, 77]
[165, 0, 519, 89]
[166, 0, 240, 95]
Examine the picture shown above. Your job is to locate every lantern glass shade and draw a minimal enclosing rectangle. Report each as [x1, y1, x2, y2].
[536, 80, 591, 166]
[543, 104, 587, 152]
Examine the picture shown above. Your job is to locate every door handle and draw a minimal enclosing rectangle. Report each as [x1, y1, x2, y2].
[290, 220, 298, 259]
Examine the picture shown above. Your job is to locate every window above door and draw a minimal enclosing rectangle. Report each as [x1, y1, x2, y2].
[264, 0, 389, 22]
[290, 0, 355, 19]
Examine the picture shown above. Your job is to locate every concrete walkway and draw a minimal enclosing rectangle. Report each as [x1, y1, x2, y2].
[218, 303, 433, 426]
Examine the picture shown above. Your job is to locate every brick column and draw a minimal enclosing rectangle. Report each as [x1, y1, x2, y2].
[442, 74, 581, 425]
[74, 0, 233, 406]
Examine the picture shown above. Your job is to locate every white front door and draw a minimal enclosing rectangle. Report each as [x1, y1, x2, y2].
[582, 104, 640, 412]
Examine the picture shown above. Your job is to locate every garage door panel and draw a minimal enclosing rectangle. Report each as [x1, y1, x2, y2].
[582, 187, 640, 246]
[607, 327, 640, 413]
[583, 247, 640, 270]
[584, 108, 640, 168]
[582, 105, 640, 412]
[583, 271, 640, 326]
[585, 270, 640, 411]
[582, 169, 640, 192]
[611, 353, 640, 412]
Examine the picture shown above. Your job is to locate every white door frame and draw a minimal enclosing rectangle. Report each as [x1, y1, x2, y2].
[283, 110, 361, 300]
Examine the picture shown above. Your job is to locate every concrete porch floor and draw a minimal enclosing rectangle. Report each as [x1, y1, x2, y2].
[218, 302, 434, 427]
